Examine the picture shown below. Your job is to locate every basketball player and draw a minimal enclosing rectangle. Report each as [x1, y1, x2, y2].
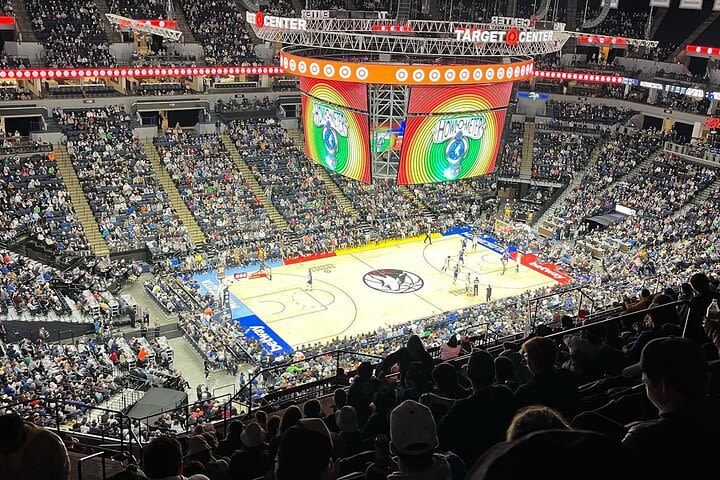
[465, 272, 471, 294]
[472, 231, 478, 251]
[515, 251, 521, 272]
[473, 277, 480, 296]
[458, 249, 465, 266]
[306, 269, 313, 290]
[441, 255, 451, 273]
[461, 237, 467, 252]
[453, 264, 460, 284]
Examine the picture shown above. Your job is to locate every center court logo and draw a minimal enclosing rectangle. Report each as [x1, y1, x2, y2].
[363, 269, 424, 294]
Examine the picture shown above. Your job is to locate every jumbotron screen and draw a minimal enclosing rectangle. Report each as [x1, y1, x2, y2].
[301, 94, 371, 183]
[299, 77, 368, 111]
[407, 83, 513, 114]
[398, 109, 507, 184]
[398, 83, 512, 184]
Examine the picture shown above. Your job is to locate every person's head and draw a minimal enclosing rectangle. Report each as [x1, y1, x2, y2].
[373, 385, 397, 412]
[224, 420, 244, 442]
[255, 410, 267, 426]
[640, 288, 651, 299]
[680, 282, 693, 297]
[506, 405, 570, 441]
[641, 337, 708, 410]
[333, 388, 347, 409]
[467, 349, 496, 390]
[357, 361, 373, 379]
[185, 435, 213, 465]
[432, 362, 460, 394]
[560, 315, 574, 330]
[266, 415, 281, 436]
[276, 420, 333, 480]
[690, 272, 710, 294]
[390, 400, 438, 472]
[646, 293, 677, 327]
[447, 335, 458, 348]
[143, 436, 183, 478]
[521, 336, 557, 376]
[494, 356, 515, 384]
[303, 399, 323, 419]
[406, 335, 425, 356]
[405, 361, 428, 389]
[240, 421, 265, 449]
[0, 413, 26, 454]
[335, 405, 359, 433]
[279, 406, 303, 434]
[182, 460, 207, 477]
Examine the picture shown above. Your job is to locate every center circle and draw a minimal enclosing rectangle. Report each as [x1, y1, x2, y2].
[363, 269, 424, 294]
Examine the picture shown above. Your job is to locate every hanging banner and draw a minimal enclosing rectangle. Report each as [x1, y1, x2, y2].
[649, 0, 671, 6]
[715, 0, 720, 10]
[610, 0, 619, 8]
[679, 0, 703, 9]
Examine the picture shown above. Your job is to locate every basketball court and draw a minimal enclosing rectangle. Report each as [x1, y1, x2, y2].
[224, 234, 557, 348]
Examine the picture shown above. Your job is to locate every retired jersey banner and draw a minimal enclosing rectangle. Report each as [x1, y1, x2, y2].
[610, 0, 619, 8]
[679, 0, 703, 9]
[715, 0, 720, 10]
[649, 0, 670, 6]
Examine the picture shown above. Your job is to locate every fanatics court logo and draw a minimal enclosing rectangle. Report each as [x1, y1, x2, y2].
[363, 269, 424, 294]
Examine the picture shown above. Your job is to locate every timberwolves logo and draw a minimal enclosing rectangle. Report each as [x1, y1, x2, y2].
[433, 116, 487, 180]
[313, 103, 348, 171]
[363, 269, 424, 294]
[322, 121, 339, 169]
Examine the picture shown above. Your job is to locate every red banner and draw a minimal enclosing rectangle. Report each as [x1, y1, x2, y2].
[518, 253, 571, 284]
[577, 35, 628, 46]
[686, 44, 720, 57]
[708, 117, 720, 129]
[534, 70, 624, 84]
[117, 19, 178, 29]
[0, 16, 15, 25]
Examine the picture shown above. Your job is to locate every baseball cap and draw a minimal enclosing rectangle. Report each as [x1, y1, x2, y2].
[240, 422, 265, 448]
[390, 400, 438, 456]
[335, 406, 359, 433]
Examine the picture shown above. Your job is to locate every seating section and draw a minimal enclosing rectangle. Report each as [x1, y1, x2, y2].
[55, 106, 192, 255]
[531, 131, 596, 181]
[108, 0, 167, 19]
[547, 101, 635, 126]
[496, 122, 523, 177]
[155, 131, 277, 257]
[412, 179, 492, 228]
[176, 0, 258, 65]
[0, 152, 90, 254]
[26, 0, 115, 68]
[227, 119, 356, 254]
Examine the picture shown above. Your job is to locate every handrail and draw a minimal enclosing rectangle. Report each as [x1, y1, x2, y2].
[76, 450, 105, 480]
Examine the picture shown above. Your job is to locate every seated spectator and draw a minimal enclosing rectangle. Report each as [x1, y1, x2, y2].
[229, 422, 271, 480]
[622, 337, 720, 479]
[143, 436, 208, 480]
[432, 350, 516, 464]
[515, 336, 580, 417]
[276, 418, 335, 480]
[506, 405, 570, 441]
[335, 406, 370, 458]
[0, 413, 70, 480]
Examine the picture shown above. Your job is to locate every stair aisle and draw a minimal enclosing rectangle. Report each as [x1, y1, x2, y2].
[519, 122, 535, 180]
[54, 146, 110, 257]
[94, 0, 123, 43]
[10, 0, 37, 42]
[143, 143, 206, 245]
[219, 134, 291, 231]
[173, 0, 197, 43]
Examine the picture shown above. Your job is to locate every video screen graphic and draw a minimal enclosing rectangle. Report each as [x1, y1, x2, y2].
[407, 83, 513, 114]
[371, 121, 405, 154]
[299, 77, 368, 111]
[398, 109, 507, 184]
[302, 95, 371, 183]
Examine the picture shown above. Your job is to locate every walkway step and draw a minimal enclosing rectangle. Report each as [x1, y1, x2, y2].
[95, 0, 123, 43]
[55, 146, 110, 257]
[520, 122, 535, 178]
[399, 185, 431, 215]
[172, 0, 197, 43]
[219, 134, 290, 231]
[144, 144, 206, 245]
[10, 0, 37, 42]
